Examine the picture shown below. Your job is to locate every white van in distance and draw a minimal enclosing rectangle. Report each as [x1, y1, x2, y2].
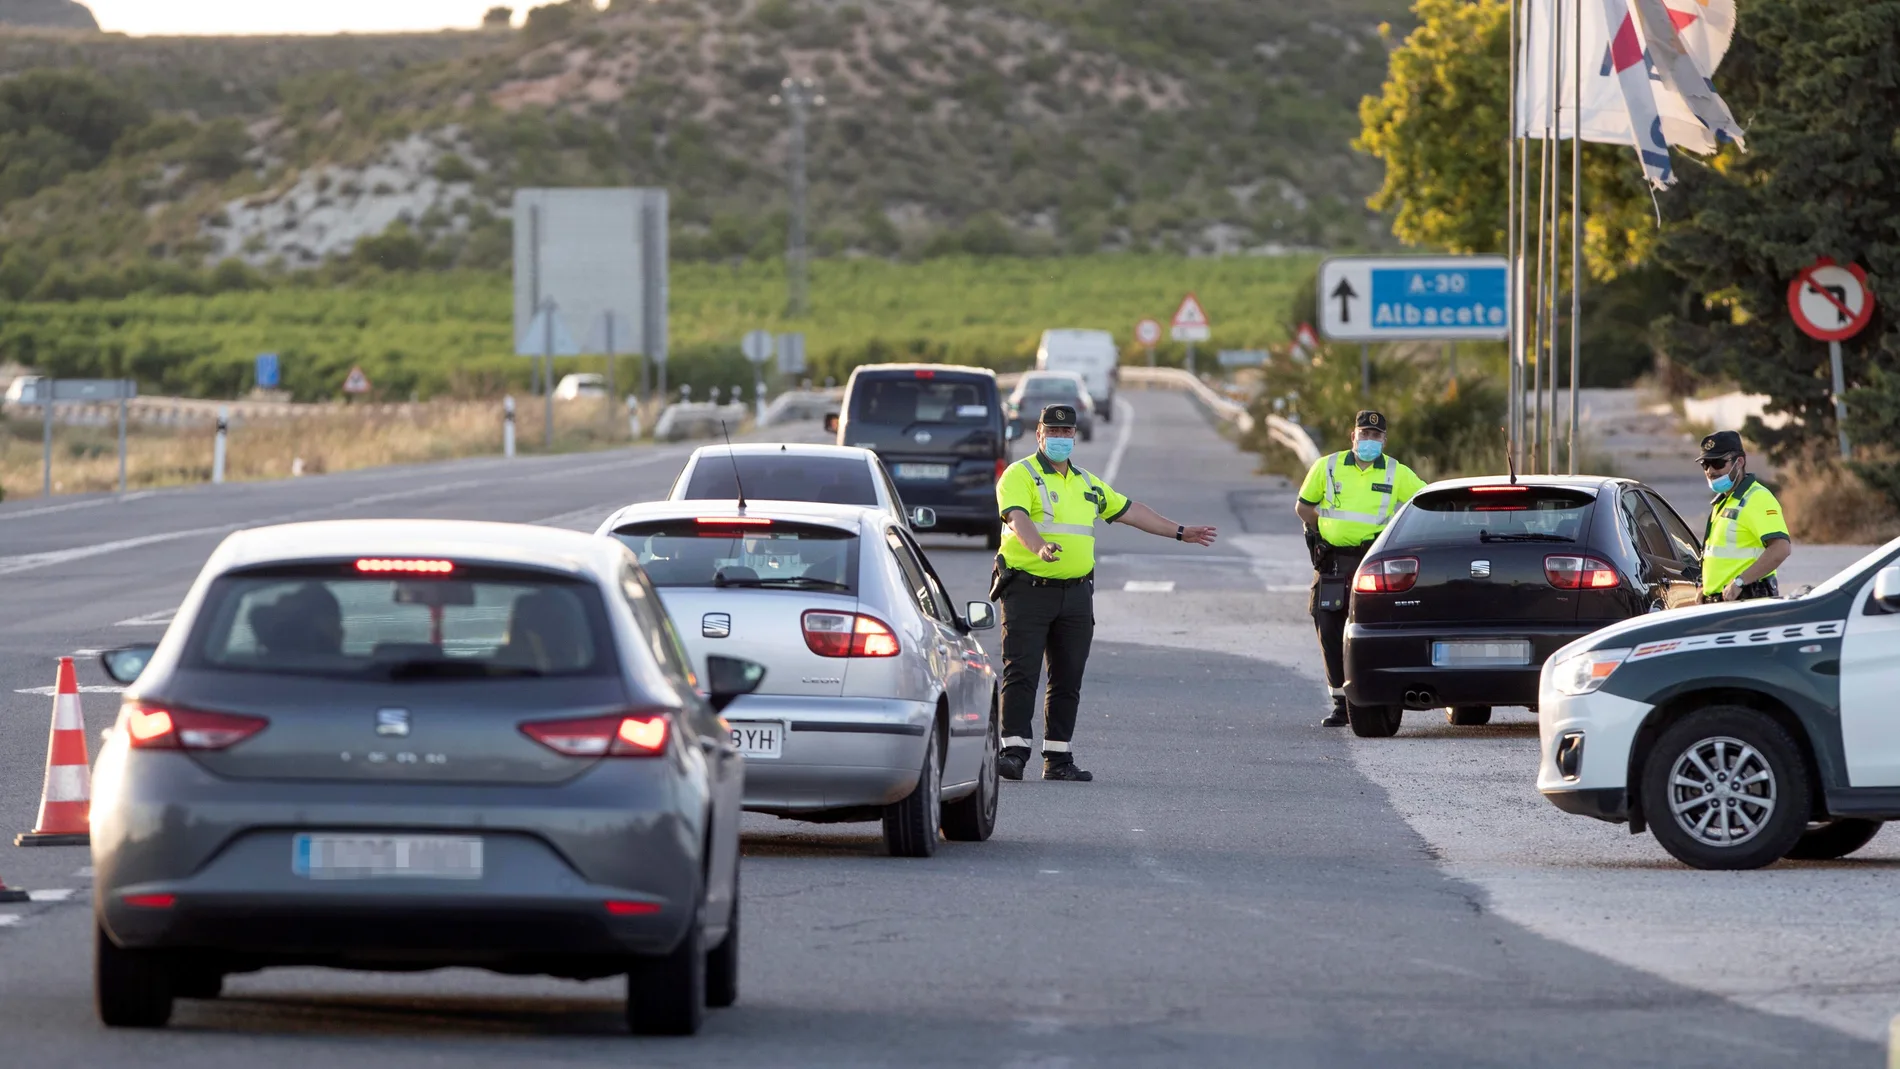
[1034, 329, 1118, 422]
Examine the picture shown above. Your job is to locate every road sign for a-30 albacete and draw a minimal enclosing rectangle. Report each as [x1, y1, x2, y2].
[1317, 256, 1509, 342]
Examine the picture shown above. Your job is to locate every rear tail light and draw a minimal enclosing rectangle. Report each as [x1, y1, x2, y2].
[1468, 485, 1529, 493]
[1545, 555, 1619, 590]
[695, 516, 772, 526]
[356, 558, 454, 574]
[122, 893, 177, 910]
[1354, 557, 1419, 594]
[123, 701, 268, 751]
[521, 712, 672, 757]
[995, 458, 1008, 481]
[604, 900, 662, 916]
[802, 611, 901, 658]
[914, 369, 935, 379]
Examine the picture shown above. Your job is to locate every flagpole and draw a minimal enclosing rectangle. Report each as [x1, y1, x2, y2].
[1546, 0, 1563, 476]
[1568, 0, 1583, 474]
[1517, 4, 1534, 476]
[1506, 0, 1520, 468]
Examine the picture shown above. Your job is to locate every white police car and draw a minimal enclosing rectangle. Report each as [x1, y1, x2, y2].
[1538, 538, 1900, 869]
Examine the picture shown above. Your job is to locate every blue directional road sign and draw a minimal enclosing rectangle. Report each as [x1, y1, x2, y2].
[1317, 256, 1510, 342]
[255, 352, 280, 389]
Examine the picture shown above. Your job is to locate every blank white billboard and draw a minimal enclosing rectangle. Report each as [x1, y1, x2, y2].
[512, 188, 668, 361]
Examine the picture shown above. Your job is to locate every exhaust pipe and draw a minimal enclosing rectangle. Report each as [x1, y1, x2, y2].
[1403, 689, 1439, 710]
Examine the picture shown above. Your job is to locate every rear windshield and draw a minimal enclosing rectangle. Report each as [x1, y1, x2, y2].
[852, 376, 994, 426]
[1387, 486, 1596, 545]
[1017, 377, 1083, 399]
[183, 566, 617, 681]
[611, 519, 859, 593]
[683, 454, 877, 506]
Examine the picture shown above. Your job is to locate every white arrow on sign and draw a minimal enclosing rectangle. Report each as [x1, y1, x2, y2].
[518, 304, 581, 357]
[1170, 294, 1211, 342]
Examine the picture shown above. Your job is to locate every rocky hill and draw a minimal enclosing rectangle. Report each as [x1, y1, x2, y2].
[0, 0, 1411, 295]
[0, 0, 96, 31]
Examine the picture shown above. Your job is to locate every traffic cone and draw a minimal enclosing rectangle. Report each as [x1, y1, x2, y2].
[15, 657, 91, 847]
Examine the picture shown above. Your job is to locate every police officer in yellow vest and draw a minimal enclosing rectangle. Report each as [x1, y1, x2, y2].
[993, 403, 1219, 781]
[1295, 411, 1427, 726]
[1696, 430, 1792, 602]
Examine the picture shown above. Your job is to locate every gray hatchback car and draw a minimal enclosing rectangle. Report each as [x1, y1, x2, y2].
[90, 520, 758, 1036]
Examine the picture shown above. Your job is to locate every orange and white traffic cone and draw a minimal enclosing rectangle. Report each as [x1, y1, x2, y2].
[15, 657, 91, 847]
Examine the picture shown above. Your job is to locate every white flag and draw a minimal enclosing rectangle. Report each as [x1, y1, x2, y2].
[1598, 0, 1675, 188]
[1630, 0, 1746, 150]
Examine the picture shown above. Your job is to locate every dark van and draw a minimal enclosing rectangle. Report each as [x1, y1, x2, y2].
[828, 364, 1016, 548]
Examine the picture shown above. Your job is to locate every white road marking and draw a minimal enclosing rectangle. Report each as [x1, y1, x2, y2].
[1103, 397, 1137, 485]
[533, 502, 627, 530]
[26, 889, 73, 902]
[0, 915, 20, 927]
[14, 684, 123, 697]
[72, 866, 93, 878]
[1122, 580, 1176, 593]
[112, 610, 175, 628]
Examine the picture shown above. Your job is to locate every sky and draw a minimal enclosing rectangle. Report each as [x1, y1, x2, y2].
[86, 1, 515, 36]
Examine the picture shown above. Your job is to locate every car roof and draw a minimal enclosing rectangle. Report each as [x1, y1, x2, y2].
[208, 520, 626, 580]
[1019, 370, 1086, 382]
[1420, 474, 1629, 495]
[600, 499, 883, 534]
[847, 363, 997, 380]
[686, 443, 877, 461]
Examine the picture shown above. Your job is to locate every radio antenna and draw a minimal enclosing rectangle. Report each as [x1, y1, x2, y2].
[720, 421, 748, 513]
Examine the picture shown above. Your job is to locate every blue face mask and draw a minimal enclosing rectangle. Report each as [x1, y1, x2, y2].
[1043, 436, 1075, 462]
[1355, 439, 1384, 463]
[1708, 473, 1735, 494]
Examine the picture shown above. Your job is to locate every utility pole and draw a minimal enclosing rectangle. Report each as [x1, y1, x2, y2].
[770, 78, 825, 318]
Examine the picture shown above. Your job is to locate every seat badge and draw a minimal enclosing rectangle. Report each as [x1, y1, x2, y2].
[1471, 560, 1491, 579]
[703, 613, 732, 639]
[376, 708, 411, 737]
[914, 431, 933, 444]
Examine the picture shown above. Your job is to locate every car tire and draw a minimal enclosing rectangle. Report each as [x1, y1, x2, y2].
[625, 907, 706, 1036]
[1785, 818, 1883, 861]
[1641, 706, 1812, 870]
[95, 924, 174, 1029]
[942, 702, 1000, 842]
[173, 962, 224, 1000]
[1446, 706, 1492, 727]
[883, 724, 941, 857]
[985, 523, 1003, 551]
[705, 870, 739, 1009]
[1347, 702, 1402, 738]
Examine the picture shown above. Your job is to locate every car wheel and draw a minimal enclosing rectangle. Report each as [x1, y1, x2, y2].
[883, 723, 941, 857]
[942, 702, 1000, 842]
[95, 924, 174, 1029]
[985, 523, 1003, 551]
[625, 906, 706, 1036]
[1347, 702, 1402, 738]
[1641, 706, 1811, 870]
[173, 961, 224, 1000]
[705, 869, 739, 1009]
[1784, 818, 1883, 861]
[1446, 706, 1492, 727]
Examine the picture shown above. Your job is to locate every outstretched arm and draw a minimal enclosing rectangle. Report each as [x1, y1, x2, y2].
[1114, 501, 1218, 546]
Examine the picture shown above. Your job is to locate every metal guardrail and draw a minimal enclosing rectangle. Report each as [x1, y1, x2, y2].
[759, 389, 842, 428]
[653, 402, 752, 442]
[1119, 366, 1320, 467]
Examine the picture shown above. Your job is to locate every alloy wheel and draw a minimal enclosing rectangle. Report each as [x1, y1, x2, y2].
[1668, 735, 1777, 848]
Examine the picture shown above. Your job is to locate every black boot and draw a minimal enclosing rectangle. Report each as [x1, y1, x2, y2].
[1320, 696, 1349, 727]
[1043, 759, 1093, 782]
[998, 750, 1028, 781]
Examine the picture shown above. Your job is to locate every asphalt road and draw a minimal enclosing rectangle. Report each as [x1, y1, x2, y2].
[0, 389, 1882, 1066]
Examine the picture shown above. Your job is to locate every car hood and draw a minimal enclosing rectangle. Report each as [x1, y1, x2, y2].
[1548, 597, 1809, 665]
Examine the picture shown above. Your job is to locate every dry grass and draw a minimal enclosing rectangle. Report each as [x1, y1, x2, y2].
[0, 398, 660, 500]
[1777, 460, 1900, 544]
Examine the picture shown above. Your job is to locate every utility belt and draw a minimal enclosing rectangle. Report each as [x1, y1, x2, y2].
[1701, 577, 1779, 604]
[990, 556, 1093, 600]
[1309, 540, 1371, 614]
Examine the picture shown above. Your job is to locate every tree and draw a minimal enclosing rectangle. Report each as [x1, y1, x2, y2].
[0, 69, 148, 205]
[482, 6, 513, 28]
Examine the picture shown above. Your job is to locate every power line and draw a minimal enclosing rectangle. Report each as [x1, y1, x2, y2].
[769, 78, 825, 318]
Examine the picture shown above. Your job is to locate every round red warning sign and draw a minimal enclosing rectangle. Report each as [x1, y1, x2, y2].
[1787, 258, 1875, 342]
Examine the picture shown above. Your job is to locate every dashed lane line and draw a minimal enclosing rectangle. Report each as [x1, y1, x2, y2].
[1103, 397, 1137, 485]
[1122, 580, 1176, 593]
[26, 889, 74, 902]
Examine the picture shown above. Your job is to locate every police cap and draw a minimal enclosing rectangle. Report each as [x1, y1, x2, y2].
[1698, 429, 1745, 461]
[1040, 403, 1078, 428]
[1355, 410, 1388, 433]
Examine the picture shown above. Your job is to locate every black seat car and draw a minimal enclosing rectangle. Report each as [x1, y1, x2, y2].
[828, 364, 1016, 548]
[1342, 476, 1704, 737]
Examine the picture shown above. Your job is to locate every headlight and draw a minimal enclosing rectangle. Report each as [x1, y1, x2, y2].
[1551, 647, 1631, 696]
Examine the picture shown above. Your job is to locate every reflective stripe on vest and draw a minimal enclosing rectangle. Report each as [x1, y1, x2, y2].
[1707, 486, 1766, 561]
[1019, 458, 1100, 537]
[1316, 452, 1395, 526]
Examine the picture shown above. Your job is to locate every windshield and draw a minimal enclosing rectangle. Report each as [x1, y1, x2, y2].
[853, 377, 993, 425]
[1386, 486, 1595, 545]
[612, 519, 860, 592]
[1017, 377, 1082, 400]
[683, 454, 878, 506]
[184, 567, 617, 681]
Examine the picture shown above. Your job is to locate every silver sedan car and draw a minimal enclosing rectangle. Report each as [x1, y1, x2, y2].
[596, 500, 1002, 856]
[90, 520, 755, 1035]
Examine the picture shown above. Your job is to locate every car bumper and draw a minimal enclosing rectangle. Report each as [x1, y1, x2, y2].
[1536, 679, 1654, 822]
[721, 695, 932, 815]
[1343, 624, 1593, 707]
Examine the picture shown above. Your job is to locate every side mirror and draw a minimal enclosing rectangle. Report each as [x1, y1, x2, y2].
[965, 601, 997, 631]
[1875, 566, 1900, 610]
[704, 655, 767, 714]
[910, 506, 937, 530]
[101, 645, 157, 685]
[822, 413, 840, 434]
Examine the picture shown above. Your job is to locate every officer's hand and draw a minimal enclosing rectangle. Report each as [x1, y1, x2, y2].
[1722, 580, 1742, 602]
[1183, 525, 1219, 547]
[1038, 542, 1062, 563]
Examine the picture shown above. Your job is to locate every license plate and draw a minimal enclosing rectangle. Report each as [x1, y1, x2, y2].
[727, 721, 784, 759]
[293, 834, 483, 881]
[1432, 640, 1532, 667]
[894, 463, 951, 481]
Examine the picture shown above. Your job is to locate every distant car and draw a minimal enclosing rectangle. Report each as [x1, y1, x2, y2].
[1539, 538, 1900, 870]
[597, 499, 1003, 857]
[554, 373, 608, 401]
[666, 443, 936, 532]
[1007, 370, 1097, 442]
[830, 364, 1016, 549]
[1343, 476, 1705, 738]
[90, 520, 755, 1035]
[1036, 329, 1119, 420]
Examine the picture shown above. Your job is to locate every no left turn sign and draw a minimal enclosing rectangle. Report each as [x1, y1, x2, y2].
[1787, 258, 1875, 342]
